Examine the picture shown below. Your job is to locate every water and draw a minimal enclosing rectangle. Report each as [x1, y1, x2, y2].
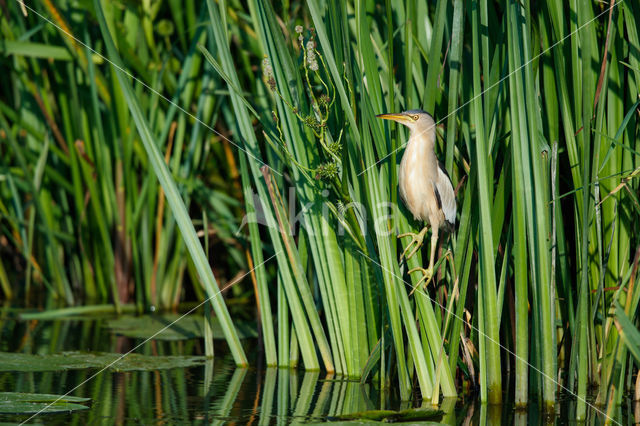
[0, 315, 632, 424]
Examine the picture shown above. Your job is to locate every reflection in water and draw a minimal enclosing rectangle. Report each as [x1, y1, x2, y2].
[514, 410, 527, 426]
[0, 317, 632, 424]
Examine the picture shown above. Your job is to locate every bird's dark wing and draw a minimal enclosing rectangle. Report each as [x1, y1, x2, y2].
[438, 160, 451, 181]
[432, 182, 442, 211]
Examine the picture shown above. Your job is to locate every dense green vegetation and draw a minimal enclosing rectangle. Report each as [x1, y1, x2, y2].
[1, 0, 640, 419]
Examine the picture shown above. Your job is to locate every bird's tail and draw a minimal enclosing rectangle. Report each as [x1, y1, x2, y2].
[443, 220, 455, 234]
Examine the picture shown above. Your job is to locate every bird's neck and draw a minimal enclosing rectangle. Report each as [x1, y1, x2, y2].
[408, 127, 435, 147]
[408, 130, 437, 169]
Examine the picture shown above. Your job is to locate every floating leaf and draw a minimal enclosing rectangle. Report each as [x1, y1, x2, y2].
[105, 314, 257, 340]
[0, 352, 207, 372]
[0, 392, 90, 414]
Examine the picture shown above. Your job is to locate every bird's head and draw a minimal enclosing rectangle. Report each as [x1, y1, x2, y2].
[376, 110, 435, 134]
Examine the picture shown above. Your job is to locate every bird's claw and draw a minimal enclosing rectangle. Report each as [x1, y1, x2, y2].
[408, 267, 433, 295]
[398, 227, 429, 261]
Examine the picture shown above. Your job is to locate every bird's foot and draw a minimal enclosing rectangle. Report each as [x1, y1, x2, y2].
[398, 226, 429, 261]
[407, 266, 433, 296]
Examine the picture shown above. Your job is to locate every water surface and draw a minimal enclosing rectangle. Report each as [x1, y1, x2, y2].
[0, 315, 631, 424]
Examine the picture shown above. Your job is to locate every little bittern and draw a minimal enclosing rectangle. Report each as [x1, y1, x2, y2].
[377, 110, 456, 285]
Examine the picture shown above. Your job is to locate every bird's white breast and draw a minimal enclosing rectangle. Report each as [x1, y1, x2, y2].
[398, 135, 438, 222]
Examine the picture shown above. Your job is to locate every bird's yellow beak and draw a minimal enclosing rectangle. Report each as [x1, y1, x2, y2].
[376, 113, 410, 123]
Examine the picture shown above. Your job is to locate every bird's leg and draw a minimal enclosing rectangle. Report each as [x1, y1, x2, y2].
[428, 226, 439, 277]
[398, 226, 429, 261]
[407, 227, 439, 295]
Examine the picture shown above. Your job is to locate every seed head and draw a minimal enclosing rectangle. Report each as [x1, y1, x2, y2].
[304, 115, 321, 130]
[319, 94, 331, 106]
[262, 57, 276, 90]
[327, 140, 342, 155]
[307, 50, 318, 71]
[262, 57, 273, 77]
[315, 162, 339, 180]
[262, 56, 273, 76]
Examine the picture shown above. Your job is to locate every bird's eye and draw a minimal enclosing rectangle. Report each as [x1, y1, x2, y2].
[412, 114, 419, 121]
